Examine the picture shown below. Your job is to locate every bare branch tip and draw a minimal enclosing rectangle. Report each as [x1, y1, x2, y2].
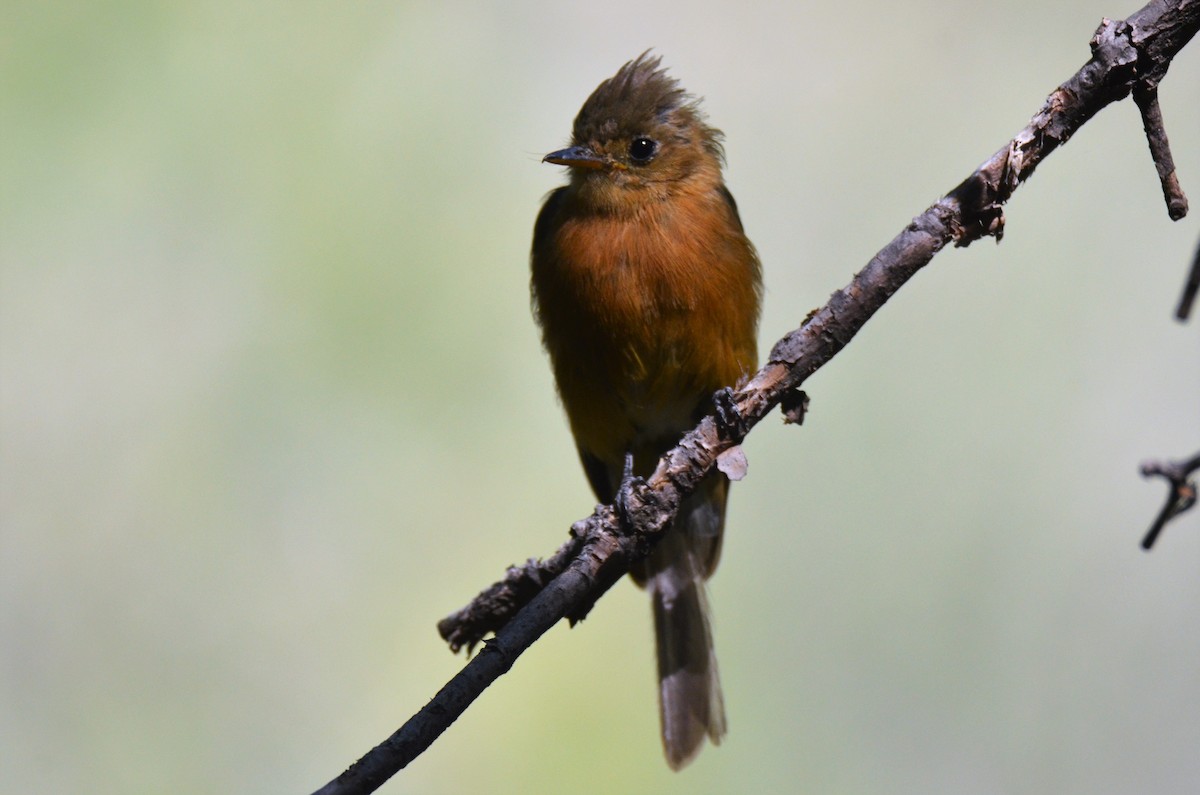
[1139, 451, 1200, 550]
[780, 389, 810, 426]
[1133, 82, 1190, 221]
[1174, 236, 1200, 320]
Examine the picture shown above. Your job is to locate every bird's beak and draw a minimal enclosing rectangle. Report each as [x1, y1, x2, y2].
[542, 145, 610, 170]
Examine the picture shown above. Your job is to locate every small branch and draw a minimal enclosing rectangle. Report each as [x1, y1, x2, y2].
[1140, 452, 1200, 549]
[310, 3, 1200, 793]
[437, 535, 584, 654]
[441, 5, 1200, 650]
[1176, 235, 1200, 320]
[314, 518, 630, 795]
[1133, 83, 1189, 220]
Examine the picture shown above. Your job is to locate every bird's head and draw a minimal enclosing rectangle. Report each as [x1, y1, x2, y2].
[543, 52, 725, 209]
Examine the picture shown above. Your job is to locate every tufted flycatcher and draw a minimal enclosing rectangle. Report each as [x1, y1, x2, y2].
[530, 53, 762, 770]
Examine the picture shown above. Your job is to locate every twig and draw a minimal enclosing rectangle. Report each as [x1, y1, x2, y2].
[312, 516, 628, 795]
[1140, 452, 1200, 549]
[310, 2, 1200, 793]
[1133, 83, 1189, 220]
[440, 5, 1200, 652]
[1177, 235, 1200, 320]
[436, 537, 584, 654]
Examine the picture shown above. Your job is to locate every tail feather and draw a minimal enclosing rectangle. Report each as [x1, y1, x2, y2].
[630, 476, 730, 769]
[650, 546, 727, 770]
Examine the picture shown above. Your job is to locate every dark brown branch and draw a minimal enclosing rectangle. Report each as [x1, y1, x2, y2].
[1177, 235, 1200, 320]
[1140, 452, 1200, 549]
[440, 4, 1200, 651]
[311, 3, 1200, 793]
[1133, 84, 1189, 220]
[436, 536, 584, 654]
[313, 517, 630, 795]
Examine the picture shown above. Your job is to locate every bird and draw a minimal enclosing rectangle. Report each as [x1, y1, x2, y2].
[530, 52, 762, 770]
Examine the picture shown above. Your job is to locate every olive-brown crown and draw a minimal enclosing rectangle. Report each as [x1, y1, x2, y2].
[570, 52, 725, 172]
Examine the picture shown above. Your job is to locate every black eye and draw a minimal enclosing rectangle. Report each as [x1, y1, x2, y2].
[628, 136, 658, 163]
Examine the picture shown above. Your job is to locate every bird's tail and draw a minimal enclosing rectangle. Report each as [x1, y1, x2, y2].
[644, 482, 728, 770]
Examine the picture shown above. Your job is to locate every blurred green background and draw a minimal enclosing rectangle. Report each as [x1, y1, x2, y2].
[3, 2, 1198, 793]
